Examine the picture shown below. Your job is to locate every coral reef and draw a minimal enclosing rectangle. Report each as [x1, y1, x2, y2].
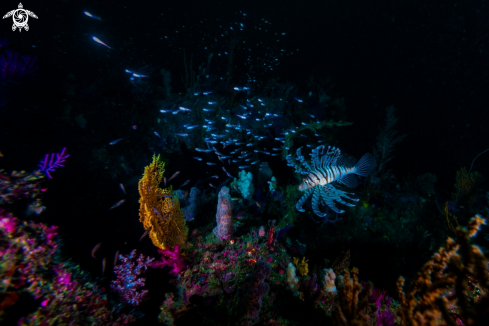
[292, 256, 309, 276]
[213, 186, 235, 240]
[0, 169, 45, 214]
[0, 207, 134, 324]
[396, 214, 489, 325]
[286, 262, 300, 296]
[323, 268, 337, 293]
[138, 155, 188, 249]
[111, 250, 154, 306]
[236, 260, 272, 326]
[333, 267, 373, 325]
[150, 244, 186, 276]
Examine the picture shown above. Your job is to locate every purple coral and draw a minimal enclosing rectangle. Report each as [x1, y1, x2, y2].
[213, 186, 235, 240]
[111, 249, 154, 306]
[0, 38, 37, 81]
[0, 38, 37, 107]
[38, 147, 69, 179]
[0, 50, 37, 80]
[150, 244, 186, 276]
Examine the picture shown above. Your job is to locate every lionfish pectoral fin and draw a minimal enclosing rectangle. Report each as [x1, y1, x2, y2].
[321, 185, 357, 213]
[296, 187, 314, 212]
[311, 188, 327, 217]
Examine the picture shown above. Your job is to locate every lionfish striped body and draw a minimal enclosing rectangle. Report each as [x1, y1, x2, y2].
[286, 145, 375, 219]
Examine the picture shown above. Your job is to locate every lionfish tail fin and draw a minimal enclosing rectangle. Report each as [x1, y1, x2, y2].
[354, 153, 375, 177]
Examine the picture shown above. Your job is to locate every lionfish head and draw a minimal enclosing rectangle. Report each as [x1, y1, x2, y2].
[298, 177, 313, 191]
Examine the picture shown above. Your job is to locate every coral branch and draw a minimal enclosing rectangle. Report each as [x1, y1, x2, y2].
[111, 249, 154, 306]
[38, 147, 69, 179]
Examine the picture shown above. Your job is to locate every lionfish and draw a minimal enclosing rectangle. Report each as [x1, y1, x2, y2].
[286, 145, 375, 219]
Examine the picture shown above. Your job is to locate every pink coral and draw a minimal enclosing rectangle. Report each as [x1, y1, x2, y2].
[0, 215, 16, 233]
[151, 244, 186, 276]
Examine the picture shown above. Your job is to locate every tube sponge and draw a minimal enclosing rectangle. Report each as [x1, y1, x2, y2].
[213, 186, 235, 240]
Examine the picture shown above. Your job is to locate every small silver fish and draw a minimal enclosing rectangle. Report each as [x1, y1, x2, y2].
[109, 138, 123, 145]
[194, 157, 203, 161]
[179, 180, 190, 188]
[153, 207, 164, 220]
[168, 171, 180, 182]
[239, 166, 250, 169]
[108, 199, 125, 210]
[207, 162, 217, 165]
[119, 183, 126, 194]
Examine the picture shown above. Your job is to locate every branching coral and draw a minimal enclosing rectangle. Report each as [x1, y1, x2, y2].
[396, 214, 489, 326]
[139, 155, 187, 250]
[333, 267, 373, 325]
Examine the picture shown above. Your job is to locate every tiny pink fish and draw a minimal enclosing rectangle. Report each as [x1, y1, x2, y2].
[168, 171, 180, 183]
[132, 125, 137, 130]
[108, 199, 125, 210]
[92, 36, 111, 49]
[209, 183, 216, 188]
[102, 258, 107, 276]
[139, 227, 152, 241]
[91, 242, 101, 259]
[164, 177, 167, 187]
[179, 180, 190, 188]
[114, 251, 119, 266]
[119, 183, 126, 195]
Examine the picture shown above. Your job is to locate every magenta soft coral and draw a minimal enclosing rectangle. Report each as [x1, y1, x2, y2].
[150, 244, 186, 276]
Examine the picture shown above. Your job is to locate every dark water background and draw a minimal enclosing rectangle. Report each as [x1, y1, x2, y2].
[1, 0, 489, 323]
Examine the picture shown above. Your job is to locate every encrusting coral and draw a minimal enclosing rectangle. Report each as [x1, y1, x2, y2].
[139, 155, 187, 250]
